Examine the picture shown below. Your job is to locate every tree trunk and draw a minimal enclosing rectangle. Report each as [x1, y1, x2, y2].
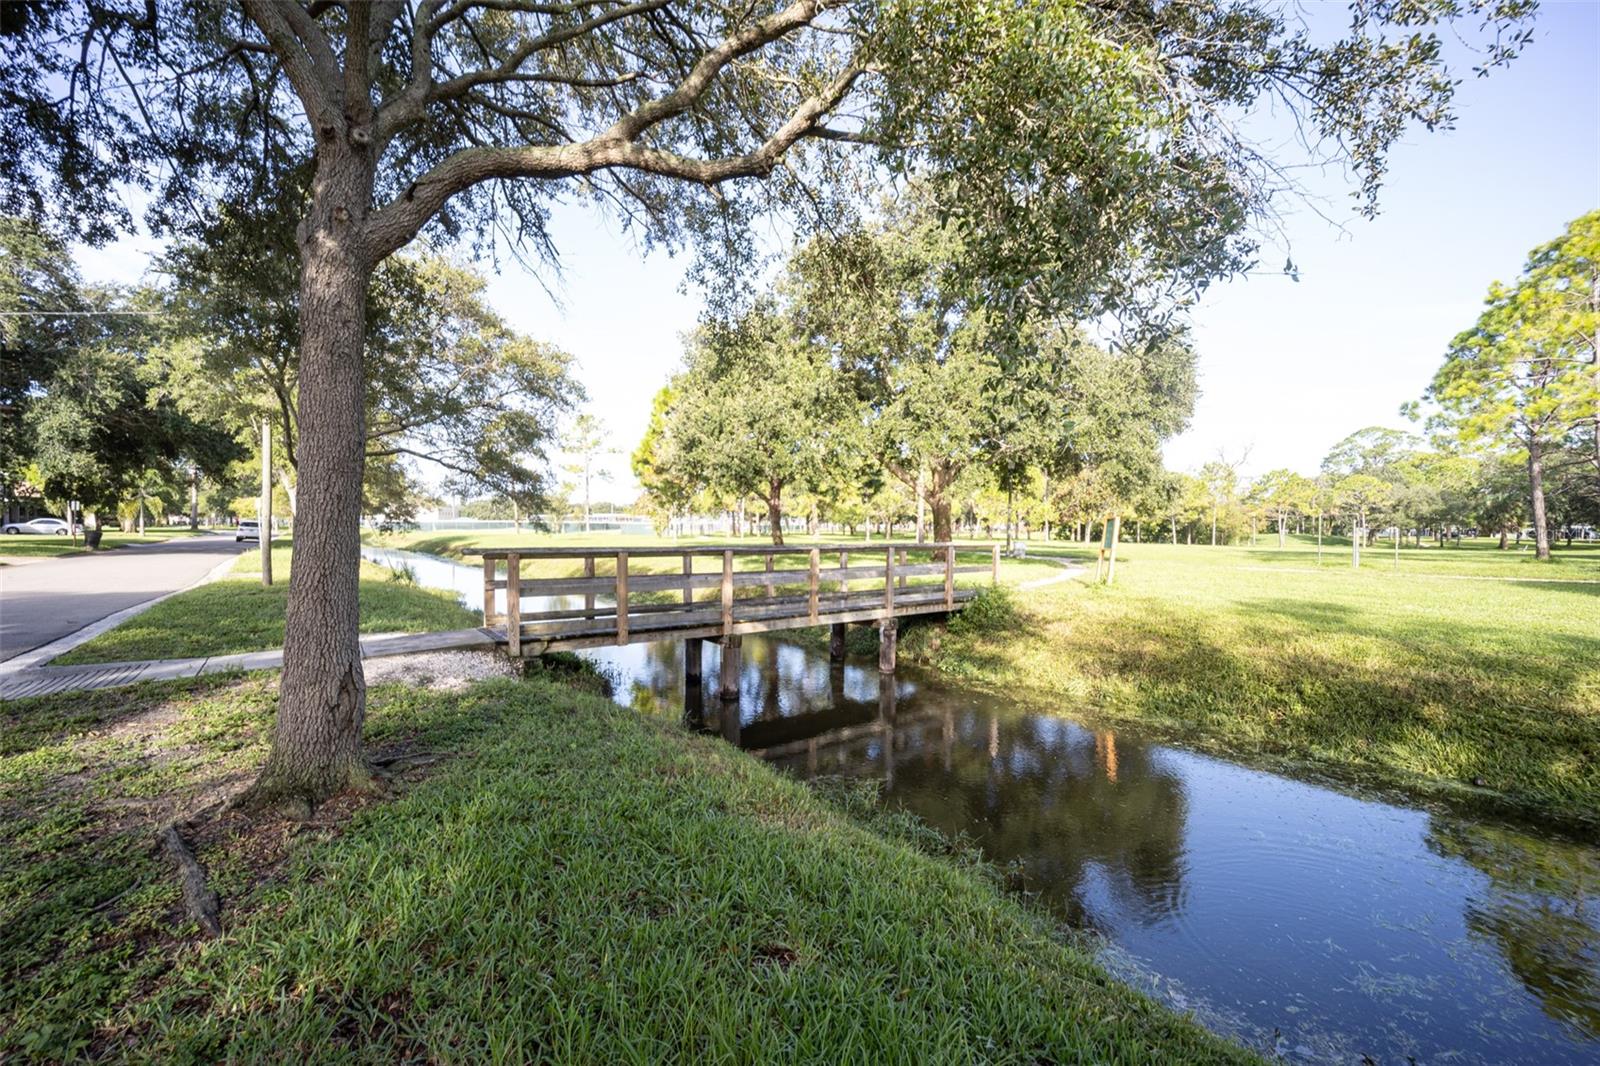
[1529, 438, 1551, 561]
[915, 468, 925, 543]
[767, 481, 785, 547]
[247, 149, 375, 808]
[1277, 516, 1285, 548]
[931, 497, 953, 543]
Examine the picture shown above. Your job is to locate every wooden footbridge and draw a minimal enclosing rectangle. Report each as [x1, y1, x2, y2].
[470, 542, 999, 695]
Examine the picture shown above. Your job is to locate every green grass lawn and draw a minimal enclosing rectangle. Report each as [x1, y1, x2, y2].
[0, 671, 1252, 1063]
[54, 545, 478, 665]
[0, 526, 211, 561]
[907, 535, 1600, 823]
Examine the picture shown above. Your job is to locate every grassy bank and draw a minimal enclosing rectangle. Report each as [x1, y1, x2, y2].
[54, 546, 478, 665]
[0, 527, 210, 562]
[908, 537, 1600, 823]
[1, 670, 1252, 1063]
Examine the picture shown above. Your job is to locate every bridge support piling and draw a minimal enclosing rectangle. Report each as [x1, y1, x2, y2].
[719, 636, 742, 701]
[829, 623, 847, 661]
[684, 638, 703, 685]
[878, 619, 897, 674]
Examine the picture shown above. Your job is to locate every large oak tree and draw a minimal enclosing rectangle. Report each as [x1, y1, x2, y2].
[1, 0, 1534, 805]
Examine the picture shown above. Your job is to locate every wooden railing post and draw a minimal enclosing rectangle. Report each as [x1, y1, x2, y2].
[615, 551, 629, 644]
[896, 547, 907, 590]
[944, 545, 955, 609]
[764, 552, 775, 598]
[681, 553, 694, 606]
[506, 553, 522, 657]
[839, 550, 850, 595]
[991, 543, 1001, 583]
[884, 546, 895, 614]
[808, 548, 820, 622]
[721, 549, 734, 633]
[482, 556, 497, 625]
[583, 556, 596, 619]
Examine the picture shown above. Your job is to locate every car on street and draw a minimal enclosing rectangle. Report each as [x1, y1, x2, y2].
[236, 519, 261, 542]
[1, 517, 72, 536]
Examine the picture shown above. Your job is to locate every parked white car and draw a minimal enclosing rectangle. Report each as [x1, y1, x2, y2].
[1, 517, 72, 536]
[236, 519, 261, 542]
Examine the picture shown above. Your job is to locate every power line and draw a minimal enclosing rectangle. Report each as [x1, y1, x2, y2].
[0, 310, 164, 317]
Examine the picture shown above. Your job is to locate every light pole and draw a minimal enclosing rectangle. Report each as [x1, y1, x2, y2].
[260, 417, 273, 586]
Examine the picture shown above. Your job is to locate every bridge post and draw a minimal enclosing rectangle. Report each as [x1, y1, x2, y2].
[719, 635, 742, 700]
[878, 619, 897, 674]
[506, 553, 522, 658]
[829, 623, 847, 661]
[482, 556, 498, 626]
[684, 637, 702, 685]
[615, 551, 629, 644]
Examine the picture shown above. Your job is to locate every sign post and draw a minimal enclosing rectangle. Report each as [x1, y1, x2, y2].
[1097, 514, 1122, 584]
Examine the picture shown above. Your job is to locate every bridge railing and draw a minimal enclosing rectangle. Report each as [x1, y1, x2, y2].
[467, 542, 1001, 655]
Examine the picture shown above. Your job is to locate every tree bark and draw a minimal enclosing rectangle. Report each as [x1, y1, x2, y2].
[766, 481, 785, 547]
[246, 146, 375, 807]
[1529, 437, 1551, 561]
[931, 497, 952, 543]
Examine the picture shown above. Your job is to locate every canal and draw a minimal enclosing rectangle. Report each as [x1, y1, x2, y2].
[365, 544, 1600, 1064]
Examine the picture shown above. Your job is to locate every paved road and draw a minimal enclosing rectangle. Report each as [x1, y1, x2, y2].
[0, 534, 247, 662]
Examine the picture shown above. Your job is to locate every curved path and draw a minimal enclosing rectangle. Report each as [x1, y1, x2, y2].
[1016, 556, 1087, 590]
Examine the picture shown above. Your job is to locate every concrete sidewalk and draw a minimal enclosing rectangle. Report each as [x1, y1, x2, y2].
[0, 628, 502, 700]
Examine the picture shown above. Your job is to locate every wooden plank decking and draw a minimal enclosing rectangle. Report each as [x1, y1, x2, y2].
[468, 542, 999, 659]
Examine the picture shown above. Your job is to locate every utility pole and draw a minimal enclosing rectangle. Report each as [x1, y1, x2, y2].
[189, 466, 199, 530]
[260, 417, 273, 586]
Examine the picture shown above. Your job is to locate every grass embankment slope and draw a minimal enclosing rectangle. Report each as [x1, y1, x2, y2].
[914, 536, 1600, 822]
[1, 671, 1251, 1063]
[54, 545, 478, 665]
[0, 527, 208, 562]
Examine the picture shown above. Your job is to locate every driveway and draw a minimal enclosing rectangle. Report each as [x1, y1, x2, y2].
[0, 534, 248, 663]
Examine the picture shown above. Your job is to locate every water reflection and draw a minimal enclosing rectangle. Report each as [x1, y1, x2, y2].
[373, 545, 1600, 1065]
[595, 635, 1600, 1065]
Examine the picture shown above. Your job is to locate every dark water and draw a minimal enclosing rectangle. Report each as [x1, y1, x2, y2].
[366, 545, 1600, 1064]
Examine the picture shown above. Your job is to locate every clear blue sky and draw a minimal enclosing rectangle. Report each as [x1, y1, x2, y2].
[77, 1, 1599, 498]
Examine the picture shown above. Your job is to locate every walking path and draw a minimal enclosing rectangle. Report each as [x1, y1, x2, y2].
[0, 628, 501, 700]
[1017, 557, 1087, 590]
